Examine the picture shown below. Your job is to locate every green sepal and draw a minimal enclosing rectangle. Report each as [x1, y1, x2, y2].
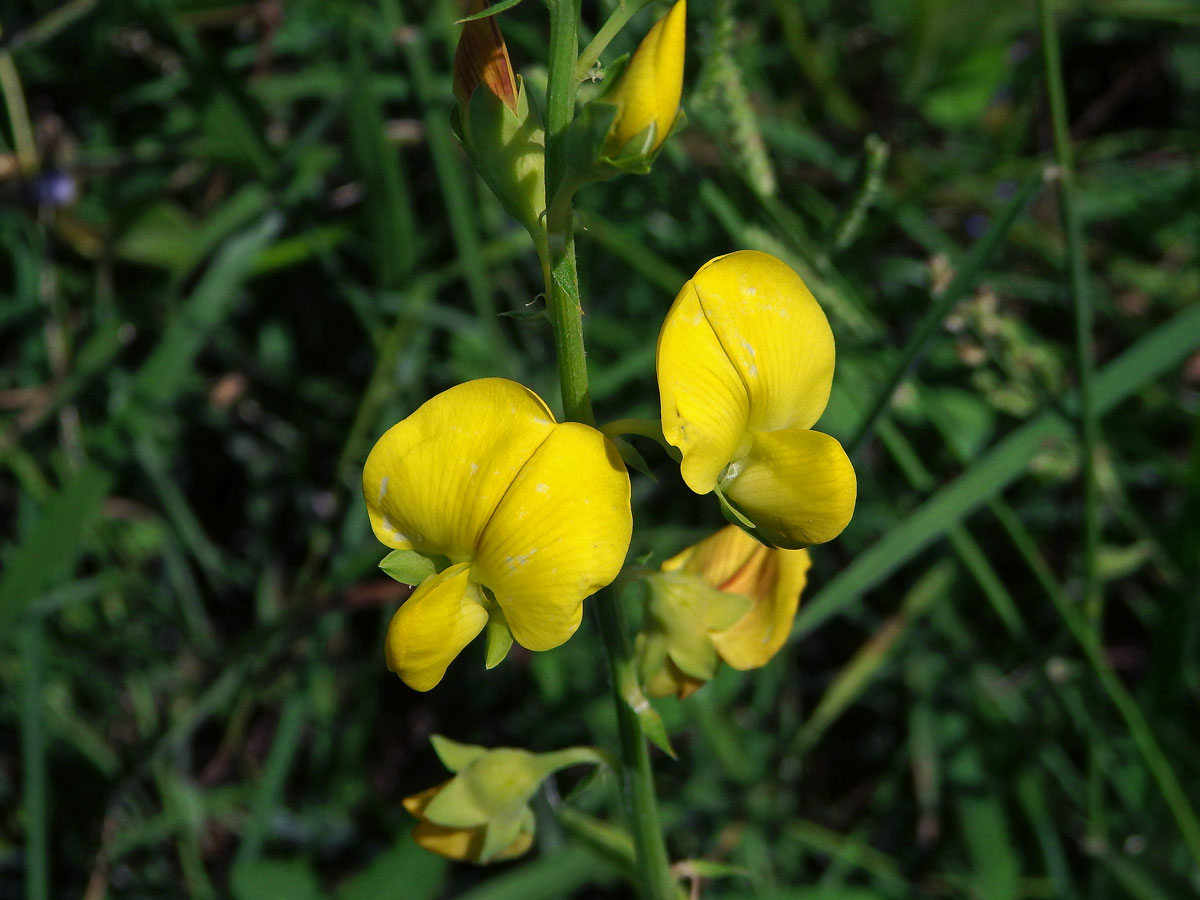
[455, 75, 547, 239]
[617, 661, 677, 758]
[634, 698, 676, 759]
[430, 734, 489, 774]
[713, 483, 781, 549]
[484, 613, 514, 669]
[563, 97, 686, 187]
[422, 771, 493, 828]
[379, 548, 447, 586]
[644, 572, 749, 681]
[612, 436, 658, 482]
[477, 806, 532, 864]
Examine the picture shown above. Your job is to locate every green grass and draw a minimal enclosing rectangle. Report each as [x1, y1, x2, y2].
[2, 0, 1199, 897]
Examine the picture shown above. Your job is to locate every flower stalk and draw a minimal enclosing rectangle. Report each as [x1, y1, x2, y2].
[543, 1, 674, 897]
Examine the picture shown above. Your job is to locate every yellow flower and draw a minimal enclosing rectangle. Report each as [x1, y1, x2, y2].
[404, 735, 603, 864]
[656, 251, 857, 549]
[603, 0, 686, 158]
[637, 525, 811, 698]
[363, 378, 632, 691]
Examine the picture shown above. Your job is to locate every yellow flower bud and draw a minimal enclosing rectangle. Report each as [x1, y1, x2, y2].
[452, 0, 518, 114]
[603, 0, 686, 158]
[657, 251, 857, 548]
[450, 1, 547, 237]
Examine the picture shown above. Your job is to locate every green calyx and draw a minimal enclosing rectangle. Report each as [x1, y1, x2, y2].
[452, 76, 548, 241]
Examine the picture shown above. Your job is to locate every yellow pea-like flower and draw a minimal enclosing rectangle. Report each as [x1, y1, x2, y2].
[656, 250, 857, 549]
[363, 378, 632, 691]
[637, 525, 811, 698]
[603, 0, 686, 158]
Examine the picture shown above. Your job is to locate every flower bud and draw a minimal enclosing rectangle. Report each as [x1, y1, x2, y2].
[602, 0, 686, 160]
[404, 735, 604, 864]
[453, 1, 518, 115]
[451, 0, 547, 237]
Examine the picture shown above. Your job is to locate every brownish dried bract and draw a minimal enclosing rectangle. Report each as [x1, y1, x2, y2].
[453, 0, 518, 113]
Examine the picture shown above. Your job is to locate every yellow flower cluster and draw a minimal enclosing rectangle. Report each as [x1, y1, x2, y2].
[363, 253, 855, 692]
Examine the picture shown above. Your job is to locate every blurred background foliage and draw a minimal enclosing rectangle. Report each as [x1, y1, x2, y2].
[1, 0, 1199, 897]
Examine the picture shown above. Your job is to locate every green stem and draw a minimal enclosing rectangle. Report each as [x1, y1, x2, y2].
[21, 617, 49, 900]
[0, 44, 37, 174]
[543, 3, 673, 897]
[574, 0, 655, 84]
[591, 598, 676, 900]
[1036, 0, 1101, 625]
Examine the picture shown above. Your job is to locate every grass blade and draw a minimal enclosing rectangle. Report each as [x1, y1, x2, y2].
[796, 301, 1200, 639]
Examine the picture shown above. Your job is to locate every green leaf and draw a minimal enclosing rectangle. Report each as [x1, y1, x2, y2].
[457, 0, 528, 23]
[231, 859, 322, 900]
[673, 859, 751, 880]
[949, 738, 1021, 900]
[379, 549, 440, 586]
[453, 844, 618, 900]
[0, 464, 113, 628]
[795, 302, 1200, 639]
[336, 837, 445, 900]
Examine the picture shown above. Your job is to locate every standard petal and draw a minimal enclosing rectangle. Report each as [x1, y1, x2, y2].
[690, 250, 836, 433]
[723, 428, 857, 549]
[384, 564, 489, 691]
[657, 279, 753, 494]
[712, 547, 811, 669]
[663, 523, 762, 589]
[363, 378, 556, 560]
[474, 424, 632, 651]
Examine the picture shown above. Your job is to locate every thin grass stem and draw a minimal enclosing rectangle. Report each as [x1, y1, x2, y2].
[574, 0, 656, 84]
[1036, 0, 1101, 624]
[21, 617, 49, 900]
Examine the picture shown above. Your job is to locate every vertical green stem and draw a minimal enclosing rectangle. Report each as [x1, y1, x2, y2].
[543, 3, 673, 897]
[1036, 0, 1101, 624]
[1037, 7, 1104, 882]
[544, 0, 592, 424]
[21, 617, 49, 900]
